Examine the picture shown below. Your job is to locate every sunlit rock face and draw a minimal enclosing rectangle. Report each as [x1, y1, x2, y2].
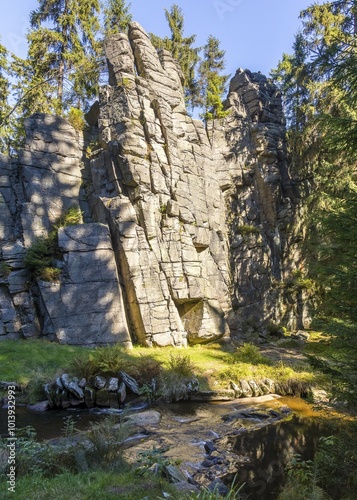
[0, 22, 309, 346]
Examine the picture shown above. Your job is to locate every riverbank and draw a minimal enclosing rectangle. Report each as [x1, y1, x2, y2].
[0, 338, 326, 407]
[1, 335, 354, 499]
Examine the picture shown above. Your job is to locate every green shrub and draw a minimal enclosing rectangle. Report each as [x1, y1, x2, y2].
[24, 205, 83, 281]
[39, 267, 61, 282]
[136, 445, 171, 477]
[52, 205, 83, 231]
[67, 107, 86, 131]
[24, 235, 58, 272]
[70, 345, 162, 384]
[167, 353, 195, 377]
[0, 261, 11, 277]
[236, 224, 260, 235]
[314, 428, 357, 499]
[85, 416, 130, 468]
[5, 426, 80, 478]
[158, 354, 197, 402]
[231, 343, 271, 365]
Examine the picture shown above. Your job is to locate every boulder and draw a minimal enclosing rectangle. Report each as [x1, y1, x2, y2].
[93, 376, 107, 390]
[124, 410, 161, 427]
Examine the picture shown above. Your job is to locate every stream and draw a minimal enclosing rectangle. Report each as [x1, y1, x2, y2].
[0, 396, 340, 499]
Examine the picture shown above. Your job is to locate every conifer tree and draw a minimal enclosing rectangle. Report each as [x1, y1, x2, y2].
[13, 0, 101, 116]
[198, 35, 229, 122]
[272, 1, 357, 402]
[271, 33, 311, 131]
[0, 39, 11, 154]
[103, 0, 132, 36]
[150, 4, 200, 109]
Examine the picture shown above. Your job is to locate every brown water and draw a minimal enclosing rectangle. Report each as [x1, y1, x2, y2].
[223, 397, 342, 499]
[0, 406, 107, 440]
[0, 397, 342, 500]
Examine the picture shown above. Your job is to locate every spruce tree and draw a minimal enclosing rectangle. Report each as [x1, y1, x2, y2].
[0, 38, 11, 154]
[198, 35, 229, 122]
[272, 1, 357, 403]
[13, 0, 101, 116]
[103, 0, 132, 36]
[150, 4, 200, 109]
[271, 33, 311, 131]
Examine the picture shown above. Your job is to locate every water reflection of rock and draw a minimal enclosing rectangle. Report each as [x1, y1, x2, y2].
[226, 416, 327, 500]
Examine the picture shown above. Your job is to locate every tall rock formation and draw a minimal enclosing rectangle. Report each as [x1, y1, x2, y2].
[0, 22, 309, 346]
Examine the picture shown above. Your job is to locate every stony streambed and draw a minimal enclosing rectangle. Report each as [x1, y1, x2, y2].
[0, 394, 338, 498]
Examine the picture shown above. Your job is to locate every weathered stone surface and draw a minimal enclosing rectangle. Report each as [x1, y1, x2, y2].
[93, 376, 107, 390]
[119, 371, 140, 394]
[38, 223, 132, 346]
[118, 381, 127, 403]
[0, 22, 307, 347]
[28, 401, 49, 412]
[124, 410, 161, 426]
[19, 114, 83, 246]
[67, 381, 84, 399]
[107, 377, 119, 392]
[84, 386, 96, 408]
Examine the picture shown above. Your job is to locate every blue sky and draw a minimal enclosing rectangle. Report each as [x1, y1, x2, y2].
[1, 0, 320, 77]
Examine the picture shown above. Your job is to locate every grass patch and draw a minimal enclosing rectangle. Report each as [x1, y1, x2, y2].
[0, 470, 178, 500]
[0, 340, 91, 386]
[0, 339, 326, 400]
[230, 343, 272, 365]
[218, 360, 317, 385]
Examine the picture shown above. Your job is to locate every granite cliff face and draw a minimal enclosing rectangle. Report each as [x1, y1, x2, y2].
[0, 23, 309, 346]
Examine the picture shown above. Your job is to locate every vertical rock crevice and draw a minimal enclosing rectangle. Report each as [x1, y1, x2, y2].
[0, 23, 309, 346]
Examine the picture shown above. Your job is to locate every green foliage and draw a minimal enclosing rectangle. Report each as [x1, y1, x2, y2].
[40, 267, 62, 282]
[279, 424, 357, 500]
[166, 353, 195, 377]
[272, 1, 357, 407]
[0, 339, 90, 394]
[24, 235, 60, 280]
[158, 354, 196, 402]
[159, 204, 167, 215]
[198, 35, 229, 122]
[62, 416, 78, 438]
[103, 0, 132, 36]
[11, 0, 101, 118]
[278, 455, 326, 500]
[0, 37, 12, 155]
[0, 469, 177, 499]
[85, 416, 129, 466]
[282, 270, 316, 294]
[0, 261, 11, 277]
[136, 445, 171, 477]
[25, 369, 52, 403]
[236, 224, 260, 235]
[231, 343, 271, 365]
[24, 205, 83, 281]
[81, 344, 133, 376]
[6, 426, 80, 478]
[53, 205, 83, 230]
[186, 482, 243, 499]
[67, 107, 87, 131]
[314, 426, 357, 498]
[70, 344, 162, 383]
[306, 318, 357, 406]
[150, 4, 200, 109]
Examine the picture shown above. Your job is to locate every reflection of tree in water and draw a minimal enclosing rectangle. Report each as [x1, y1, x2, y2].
[228, 416, 327, 500]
